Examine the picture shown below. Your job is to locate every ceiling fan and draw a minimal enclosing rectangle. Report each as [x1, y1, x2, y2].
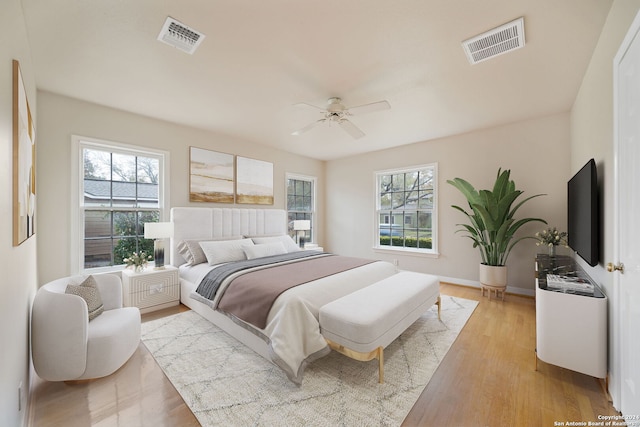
[292, 97, 390, 139]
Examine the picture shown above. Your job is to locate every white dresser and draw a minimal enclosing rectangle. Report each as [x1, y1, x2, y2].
[535, 255, 607, 379]
[121, 265, 180, 313]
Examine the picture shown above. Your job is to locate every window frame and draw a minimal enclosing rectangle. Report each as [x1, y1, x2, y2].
[71, 135, 170, 274]
[285, 173, 317, 244]
[373, 163, 438, 257]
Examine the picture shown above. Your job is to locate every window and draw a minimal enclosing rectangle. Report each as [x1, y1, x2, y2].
[375, 164, 437, 254]
[72, 137, 169, 273]
[286, 174, 316, 244]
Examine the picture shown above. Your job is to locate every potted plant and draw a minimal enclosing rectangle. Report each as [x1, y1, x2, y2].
[447, 169, 546, 294]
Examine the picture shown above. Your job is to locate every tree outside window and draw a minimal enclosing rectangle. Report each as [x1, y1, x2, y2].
[82, 146, 161, 269]
[376, 164, 437, 252]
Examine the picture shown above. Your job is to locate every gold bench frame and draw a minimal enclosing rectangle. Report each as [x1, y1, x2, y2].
[325, 296, 441, 383]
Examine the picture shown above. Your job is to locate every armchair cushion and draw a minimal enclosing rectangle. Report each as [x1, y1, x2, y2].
[65, 275, 104, 320]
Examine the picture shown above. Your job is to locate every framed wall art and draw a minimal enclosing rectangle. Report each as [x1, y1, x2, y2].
[236, 156, 274, 205]
[189, 147, 234, 203]
[13, 59, 36, 246]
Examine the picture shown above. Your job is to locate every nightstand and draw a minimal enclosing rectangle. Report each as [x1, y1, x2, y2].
[121, 265, 180, 313]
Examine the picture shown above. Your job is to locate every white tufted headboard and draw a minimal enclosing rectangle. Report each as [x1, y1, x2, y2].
[169, 207, 287, 267]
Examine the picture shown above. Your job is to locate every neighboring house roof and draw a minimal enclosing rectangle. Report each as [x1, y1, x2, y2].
[84, 179, 158, 201]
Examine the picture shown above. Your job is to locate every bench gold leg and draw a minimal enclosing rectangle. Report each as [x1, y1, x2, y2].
[378, 347, 384, 383]
[436, 295, 441, 320]
[326, 339, 386, 384]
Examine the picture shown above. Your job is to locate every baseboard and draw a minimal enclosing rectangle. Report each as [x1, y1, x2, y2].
[26, 356, 35, 427]
[438, 275, 535, 298]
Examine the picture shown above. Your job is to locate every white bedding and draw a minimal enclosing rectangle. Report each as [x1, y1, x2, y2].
[180, 258, 398, 384]
[170, 207, 399, 384]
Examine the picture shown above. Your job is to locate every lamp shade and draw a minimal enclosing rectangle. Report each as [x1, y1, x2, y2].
[144, 222, 174, 239]
[293, 220, 310, 231]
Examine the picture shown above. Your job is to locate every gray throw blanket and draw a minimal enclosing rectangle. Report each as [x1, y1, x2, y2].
[195, 251, 323, 300]
[217, 254, 375, 329]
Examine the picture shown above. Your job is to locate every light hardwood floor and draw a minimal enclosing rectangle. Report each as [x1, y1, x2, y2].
[402, 284, 618, 426]
[29, 284, 618, 426]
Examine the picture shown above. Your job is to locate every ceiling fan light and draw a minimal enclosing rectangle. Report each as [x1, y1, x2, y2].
[292, 97, 389, 140]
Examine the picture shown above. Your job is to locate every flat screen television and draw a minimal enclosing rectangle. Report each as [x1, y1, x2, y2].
[567, 159, 599, 266]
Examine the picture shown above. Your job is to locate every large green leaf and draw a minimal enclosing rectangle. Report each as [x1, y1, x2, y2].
[448, 168, 547, 266]
[447, 178, 481, 206]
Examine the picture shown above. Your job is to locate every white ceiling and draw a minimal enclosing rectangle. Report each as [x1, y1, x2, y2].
[21, 0, 612, 161]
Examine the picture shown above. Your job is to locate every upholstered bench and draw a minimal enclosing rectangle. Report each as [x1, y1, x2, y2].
[319, 271, 440, 383]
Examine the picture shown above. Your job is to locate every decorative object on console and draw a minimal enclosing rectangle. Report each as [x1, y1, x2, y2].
[144, 222, 174, 269]
[448, 168, 546, 299]
[123, 251, 152, 272]
[535, 227, 568, 257]
[13, 59, 37, 246]
[236, 156, 274, 205]
[293, 219, 310, 248]
[189, 147, 234, 203]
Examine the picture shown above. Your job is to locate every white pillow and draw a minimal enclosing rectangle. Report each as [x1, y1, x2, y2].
[177, 236, 243, 265]
[243, 241, 288, 260]
[251, 235, 300, 253]
[199, 238, 255, 265]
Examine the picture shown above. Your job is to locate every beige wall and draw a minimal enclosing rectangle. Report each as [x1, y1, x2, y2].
[570, 0, 640, 406]
[571, 0, 640, 290]
[325, 113, 571, 295]
[1, 2, 38, 426]
[36, 91, 325, 284]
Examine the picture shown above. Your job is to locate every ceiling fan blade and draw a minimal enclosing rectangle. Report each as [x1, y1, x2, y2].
[347, 100, 390, 116]
[292, 102, 325, 111]
[292, 119, 326, 136]
[339, 119, 365, 139]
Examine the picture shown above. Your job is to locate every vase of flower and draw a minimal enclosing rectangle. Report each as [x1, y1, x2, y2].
[536, 227, 568, 258]
[123, 251, 152, 273]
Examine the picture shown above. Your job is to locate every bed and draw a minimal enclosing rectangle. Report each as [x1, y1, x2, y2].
[169, 207, 398, 384]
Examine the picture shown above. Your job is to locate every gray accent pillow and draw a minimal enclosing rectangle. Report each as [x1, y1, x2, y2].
[177, 240, 208, 265]
[65, 275, 104, 321]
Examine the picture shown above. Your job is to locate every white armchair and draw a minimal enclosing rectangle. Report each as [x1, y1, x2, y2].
[31, 273, 141, 381]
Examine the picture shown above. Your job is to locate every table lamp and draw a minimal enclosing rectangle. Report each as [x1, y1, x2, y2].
[293, 220, 310, 249]
[144, 222, 174, 269]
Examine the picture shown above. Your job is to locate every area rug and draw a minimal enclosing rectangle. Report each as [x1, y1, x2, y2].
[141, 295, 477, 426]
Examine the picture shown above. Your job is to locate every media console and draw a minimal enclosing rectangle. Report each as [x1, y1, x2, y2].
[535, 255, 607, 379]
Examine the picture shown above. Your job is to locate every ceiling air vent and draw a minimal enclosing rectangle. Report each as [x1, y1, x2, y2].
[462, 17, 525, 65]
[157, 17, 205, 55]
